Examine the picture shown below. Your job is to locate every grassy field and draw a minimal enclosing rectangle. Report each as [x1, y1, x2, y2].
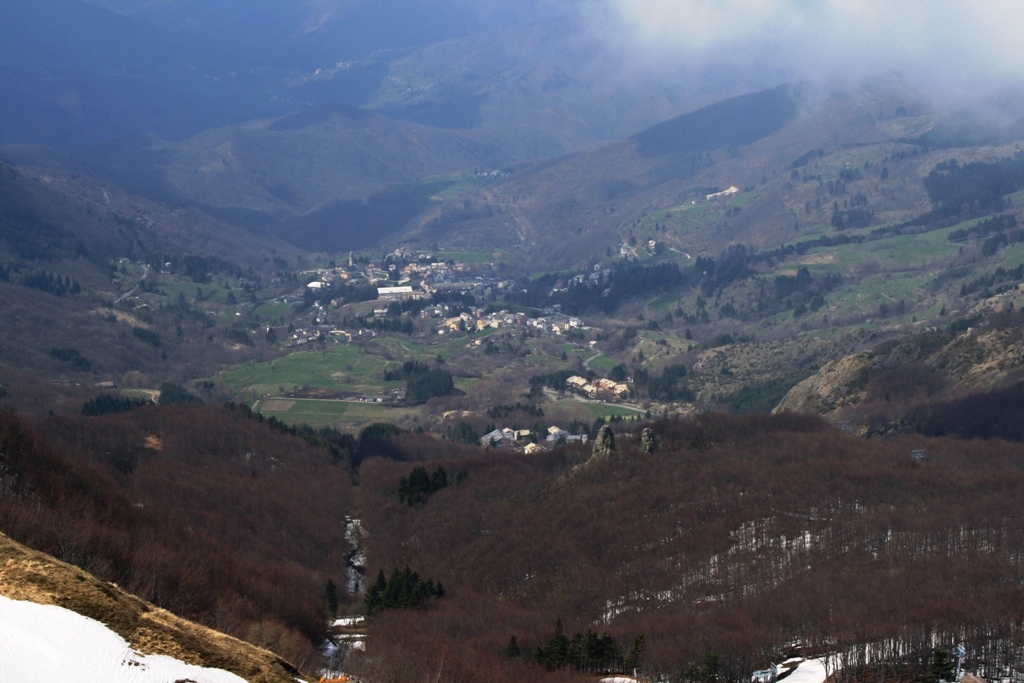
[219, 344, 406, 396]
[587, 354, 620, 372]
[550, 398, 646, 422]
[254, 397, 421, 428]
[430, 250, 494, 264]
[251, 301, 293, 320]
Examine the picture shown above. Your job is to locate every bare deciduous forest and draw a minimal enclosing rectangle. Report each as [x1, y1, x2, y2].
[0, 405, 354, 669]
[355, 413, 1024, 682]
[5, 406, 1024, 681]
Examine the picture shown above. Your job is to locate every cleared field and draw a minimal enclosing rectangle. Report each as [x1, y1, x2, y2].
[219, 345, 404, 396]
[551, 399, 646, 421]
[260, 399, 295, 411]
[255, 397, 421, 428]
[252, 301, 293, 319]
[430, 250, 494, 264]
[588, 354, 619, 372]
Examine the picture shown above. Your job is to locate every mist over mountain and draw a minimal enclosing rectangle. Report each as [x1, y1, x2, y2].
[6, 1, 1024, 151]
[0, 0, 786, 152]
[0, 0, 489, 149]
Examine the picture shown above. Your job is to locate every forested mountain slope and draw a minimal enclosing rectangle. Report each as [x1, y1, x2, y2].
[356, 413, 1024, 680]
[0, 158, 299, 383]
[0, 404, 355, 670]
[397, 82, 936, 267]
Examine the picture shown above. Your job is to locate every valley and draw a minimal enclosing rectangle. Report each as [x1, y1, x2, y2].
[5, 2, 1024, 682]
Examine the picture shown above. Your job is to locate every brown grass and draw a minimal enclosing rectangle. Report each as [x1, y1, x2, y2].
[799, 251, 838, 264]
[0, 532, 307, 683]
[261, 399, 296, 412]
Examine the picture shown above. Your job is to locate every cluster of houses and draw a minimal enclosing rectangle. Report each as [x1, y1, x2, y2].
[400, 258, 469, 283]
[480, 425, 589, 452]
[566, 375, 630, 399]
[290, 252, 640, 347]
[551, 264, 610, 292]
[301, 255, 518, 305]
[434, 309, 585, 336]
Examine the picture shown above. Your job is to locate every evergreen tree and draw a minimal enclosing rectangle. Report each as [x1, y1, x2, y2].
[158, 382, 203, 405]
[624, 634, 645, 672]
[363, 566, 444, 615]
[450, 421, 479, 444]
[537, 619, 570, 670]
[324, 578, 339, 616]
[702, 652, 722, 683]
[397, 465, 457, 505]
[926, 647, 955, 683]
[81, 393, 149, 416]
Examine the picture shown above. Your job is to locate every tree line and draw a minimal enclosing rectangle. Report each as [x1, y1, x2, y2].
[0, 263, 82, 296]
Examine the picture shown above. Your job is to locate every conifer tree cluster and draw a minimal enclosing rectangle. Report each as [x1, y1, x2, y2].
[364, 567, 444, 615]
[383, 360, 456, 403]
[512, 619, 643, 674]
[81, 393, 150, 416]
[397, 465, 465, 505]
[0, 264, 82, 296]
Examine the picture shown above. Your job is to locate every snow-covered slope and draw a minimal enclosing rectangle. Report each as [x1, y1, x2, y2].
[0, 595, 246, 683]
[779, 658, 828, 683]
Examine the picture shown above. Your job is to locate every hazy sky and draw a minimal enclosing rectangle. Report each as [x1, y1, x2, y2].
[576, 0, 1024, 102]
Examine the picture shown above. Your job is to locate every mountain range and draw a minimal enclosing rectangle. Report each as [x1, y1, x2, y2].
[5, 5, 1024, 681]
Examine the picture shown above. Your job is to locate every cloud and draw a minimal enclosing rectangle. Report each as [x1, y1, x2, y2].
[579, 1, 1024, 101]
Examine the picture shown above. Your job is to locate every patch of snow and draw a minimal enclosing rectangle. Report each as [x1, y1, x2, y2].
[0, 595, 246, 683]
[778, 658, 828, 683]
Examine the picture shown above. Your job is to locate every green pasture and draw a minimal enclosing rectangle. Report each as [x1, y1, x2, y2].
[823, 270, 938, 320]
[550, 398, 645, 422]
[418, 172, 477, 201]
[252, 301, 292, 320]
[255, 397, 421, 428]
[781, 228, 960, 275]
[430, 250, 494, 264]
[587, 354, 619, 372]
[219, 345, 405, 396]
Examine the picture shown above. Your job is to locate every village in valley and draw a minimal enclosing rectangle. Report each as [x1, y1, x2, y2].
[291, 249, 619, 353]
[156, 243, 669, 438]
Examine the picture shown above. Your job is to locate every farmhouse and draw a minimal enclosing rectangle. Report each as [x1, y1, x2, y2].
[566, 376, 590, 391]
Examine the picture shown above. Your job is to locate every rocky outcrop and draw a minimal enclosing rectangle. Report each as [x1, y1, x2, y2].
[929, 327, 1024, 388]
[592, 425, 616, 458]
[640, 428, 657, 454]
[773, 352, 873, 415]
[773, 322, 1024, 421]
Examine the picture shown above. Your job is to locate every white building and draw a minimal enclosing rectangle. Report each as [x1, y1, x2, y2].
[377, 285, 415, 301]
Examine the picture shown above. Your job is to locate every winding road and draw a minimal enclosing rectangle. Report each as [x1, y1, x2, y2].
[113, 264, 150, 305]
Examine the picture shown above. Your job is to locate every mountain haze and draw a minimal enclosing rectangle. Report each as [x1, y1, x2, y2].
[393, 82, 917, 266]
